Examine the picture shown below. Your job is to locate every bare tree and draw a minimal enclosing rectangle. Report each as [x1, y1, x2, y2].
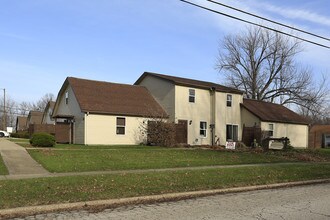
[18, 101, 32, 116]
[33, 93, 55, 111]
[216, 26, 329, 115]
[0, 96, 17, 128]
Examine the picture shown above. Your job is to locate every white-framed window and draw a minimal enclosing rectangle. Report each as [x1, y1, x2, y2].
[227, 94, 232, 107]
[65, 91, 69, 105]
[226, 124, 238, 141]
[268, 123, 274, 137]
[116, 117, 126, 135]
[200, 121, 207, 137]
[189, 89, 195, 103]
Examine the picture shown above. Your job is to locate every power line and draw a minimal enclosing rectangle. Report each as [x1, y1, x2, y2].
[179, 0, 330, 49]
[206, 0, 330, 42]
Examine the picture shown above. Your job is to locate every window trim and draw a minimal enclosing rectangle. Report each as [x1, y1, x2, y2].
[116, 117, 126, 135]
[268, 123, 274, 137]
[189, 89, 195, 103]
[226, 94, 232, 107]
[200, 121, 207, 138]
[65, 91, 69, 105]
[226, 124, 239, 141]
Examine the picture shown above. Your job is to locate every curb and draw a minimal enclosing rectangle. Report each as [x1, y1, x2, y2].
[1, 178, 329, 219]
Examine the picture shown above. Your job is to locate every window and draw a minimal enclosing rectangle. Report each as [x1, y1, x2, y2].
[65, 91, 69, 105]
[189, 89, 195, 103]
[268, 124, 274, 137]
[226, 124, 238, 141]
[116, 117, 126, 135]
[200, 121, 207, 137]
[227, 94, 232, 107]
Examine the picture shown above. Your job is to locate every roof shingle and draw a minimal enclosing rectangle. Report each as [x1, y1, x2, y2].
[135, 72, 243, 94]
[241, 99, 309, 125]
[66, 77, 167, 118]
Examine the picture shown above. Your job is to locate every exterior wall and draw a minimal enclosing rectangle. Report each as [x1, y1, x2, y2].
[137, 75, 175, 120]
[260, 122, 308, 148]
[175, 85, 212, 145]
[84, 114, 146, 145]
[42, 107, 55, 125]
[241, 107, 261, 127]
[309, 125, 330, 149]
[215, 92, 243, 145]
[55, 85, 85, 144]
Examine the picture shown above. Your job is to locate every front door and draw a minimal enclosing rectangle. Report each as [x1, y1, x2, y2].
[176, 120, 188, 144]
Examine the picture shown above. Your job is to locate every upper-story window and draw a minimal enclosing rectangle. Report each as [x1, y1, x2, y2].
[65, 91, 69, 105]
[227, 94, 232, 107]
[189, 89, 195, 103]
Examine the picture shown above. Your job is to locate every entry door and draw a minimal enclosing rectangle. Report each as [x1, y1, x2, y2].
[176, 120, 188, 144]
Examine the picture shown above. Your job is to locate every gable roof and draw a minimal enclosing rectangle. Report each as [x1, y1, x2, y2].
[55, 77, 167, 118]
[135, 72, 243, 94]
[16, 116, 27, 130]
[241, 99, 309, 125]
[42, 101, 56, 123]
[27, 111, 43, 125]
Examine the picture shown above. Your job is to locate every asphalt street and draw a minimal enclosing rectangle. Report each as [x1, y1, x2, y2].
[14, 183, 330, 220]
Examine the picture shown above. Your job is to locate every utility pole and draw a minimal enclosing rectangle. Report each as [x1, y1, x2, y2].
[2, 88, 5, 130]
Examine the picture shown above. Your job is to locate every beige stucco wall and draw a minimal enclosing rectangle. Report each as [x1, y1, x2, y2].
[84, 114, 146, 145]
[215, 93, 243, 145]
[260, 122, 308, 148]
[137, 76, 175, 120]
[175, 85, 212, 145]
[55, 85, 85, 144]
[137, 75, 244, 146]
[241, 108, 308, 148]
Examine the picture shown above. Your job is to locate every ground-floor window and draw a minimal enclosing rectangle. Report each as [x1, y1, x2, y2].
[200, 121, 207, 137]
[268, 123, 274, 137]
[226, 124, 238, 141]
[116, 117, 126, 135]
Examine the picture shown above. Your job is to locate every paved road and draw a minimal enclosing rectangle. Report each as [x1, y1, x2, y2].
[14, 183, 330, 220]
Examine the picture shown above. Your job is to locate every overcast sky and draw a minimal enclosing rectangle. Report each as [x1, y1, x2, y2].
[1, 0, 329, 103]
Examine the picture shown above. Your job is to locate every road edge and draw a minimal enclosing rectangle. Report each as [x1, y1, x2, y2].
[1, 178, 330, 219]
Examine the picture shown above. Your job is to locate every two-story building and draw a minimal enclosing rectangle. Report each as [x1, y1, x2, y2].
[135, 72, 244, 146]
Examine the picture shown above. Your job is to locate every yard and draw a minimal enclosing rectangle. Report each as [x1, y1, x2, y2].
[0, 156, 8, 175]
[0, 163, 329, 209]
[9, 139, 330, 173]
[25, 145, 328, 173]
[1, 139, 329, 211]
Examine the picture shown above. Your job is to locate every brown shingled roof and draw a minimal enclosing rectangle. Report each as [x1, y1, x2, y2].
[27, 111, 43, 125]
[66, 77, 167, 117]
[16, 116, 27, 130]
[135, 72, 243, 94]
[241, 99, 309, 125]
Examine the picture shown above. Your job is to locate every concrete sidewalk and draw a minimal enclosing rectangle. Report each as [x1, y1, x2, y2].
[0, 139, 49, 176]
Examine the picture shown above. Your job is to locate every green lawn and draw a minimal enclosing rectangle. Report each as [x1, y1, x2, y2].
[0, 163, 329, 209]
[27, 146, 308, 173]
[0, 156, 8, 175]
